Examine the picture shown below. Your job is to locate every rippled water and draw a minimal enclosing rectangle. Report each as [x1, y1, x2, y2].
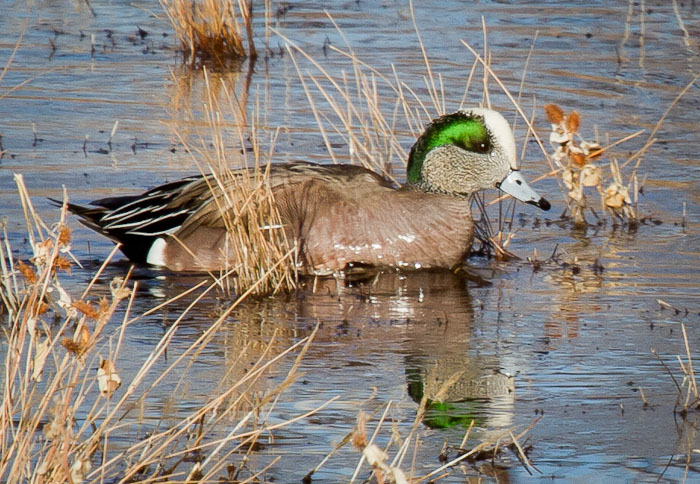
[2, 0, 700, 482]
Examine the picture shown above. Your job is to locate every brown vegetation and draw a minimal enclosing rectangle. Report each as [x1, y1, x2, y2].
[545, 103, 640, 226]
[160, 0, 256, 65]
[0, 176, 322, 482]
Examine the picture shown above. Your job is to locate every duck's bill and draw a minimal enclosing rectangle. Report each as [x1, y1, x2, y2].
[497, 169, 551, 211]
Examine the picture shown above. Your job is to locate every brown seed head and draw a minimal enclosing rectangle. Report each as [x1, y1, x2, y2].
[54, 256, 72, 273]
[17, 260, 37, 284]
[58, 224, 72, 247]
[352, 414, 368, 450]
[545, 104, 564, 124]
[566, 111, 581, 134]
[73, 300, 99, 320]
[62, 324, 91, 356]
[99, 296, 109, 315]
[571, 152, 587, 168]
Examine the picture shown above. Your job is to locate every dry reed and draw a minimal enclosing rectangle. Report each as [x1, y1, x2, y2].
[170, 68, 298, 296]
[160, 0, 256, 65]
[0, 176, 326, 483]
[652, 322, 700, 417]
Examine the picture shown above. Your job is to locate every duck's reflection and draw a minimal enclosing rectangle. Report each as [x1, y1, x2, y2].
[291, 270, 516, 431]
[97, 265, 516, 433]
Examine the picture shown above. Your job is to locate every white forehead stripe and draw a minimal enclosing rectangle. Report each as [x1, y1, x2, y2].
[464, 108, 517, 169]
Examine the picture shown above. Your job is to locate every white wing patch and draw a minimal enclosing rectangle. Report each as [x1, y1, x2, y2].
[146, 237, 167, 266]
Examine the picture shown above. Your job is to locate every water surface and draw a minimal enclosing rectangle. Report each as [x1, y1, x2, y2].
[1, 0, 700, 482]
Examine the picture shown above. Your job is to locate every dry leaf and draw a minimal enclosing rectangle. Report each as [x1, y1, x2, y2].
[571, 152, 587, 167]
[70, 456, 92, 484]
[390, 467, 409, 484]
[362, 443, 408, 484]
[562, 169, 575, 190]
[581, 140, 602, 157]
[42, 416, 62, 440]
[97, 359, 122, 397]
[552, 148, 568, 166]
[31, 338, 51, 382]
[363, 443, 388, 467]
[568, 188, 584, 204]
[34, 239, 53, 264]
[566, 111, 581, 133]
[545, 104, 564, 124]
[549, 130, 569, 146]
[42, 397, 66, 440]
[28, 317, 37, 335]
[110, 277, 131, 301]
[604, 183, 626, 208]
[56, 285, 73, 309]
[580, 165, 601, 187]
[36, 461, 49, 476]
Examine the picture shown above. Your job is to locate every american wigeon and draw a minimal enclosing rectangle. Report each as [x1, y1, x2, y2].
[62, 108, 550, 273]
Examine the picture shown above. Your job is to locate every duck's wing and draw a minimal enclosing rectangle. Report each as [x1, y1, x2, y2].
[60, 175, 217, 262]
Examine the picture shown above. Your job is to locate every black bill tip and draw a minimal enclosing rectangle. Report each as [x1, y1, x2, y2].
[527, 197, 551, 211]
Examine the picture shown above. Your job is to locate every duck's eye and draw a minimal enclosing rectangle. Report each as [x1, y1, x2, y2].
[454, 137, 491, 154]
[474, 138, 491, 153]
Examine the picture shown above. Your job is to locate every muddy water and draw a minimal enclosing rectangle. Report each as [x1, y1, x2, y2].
[2, 0, 700, 482]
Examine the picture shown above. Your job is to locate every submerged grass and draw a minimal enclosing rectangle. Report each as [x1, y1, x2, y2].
[652, 320, 700, 417]
[0, 176, 326, 482]
[650, 317, 700, 481]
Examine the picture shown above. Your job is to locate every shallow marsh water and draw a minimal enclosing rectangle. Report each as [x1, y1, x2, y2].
[2, 0, 700, 482]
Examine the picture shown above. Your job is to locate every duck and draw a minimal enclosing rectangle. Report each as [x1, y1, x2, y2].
[61, 108, 550, 274]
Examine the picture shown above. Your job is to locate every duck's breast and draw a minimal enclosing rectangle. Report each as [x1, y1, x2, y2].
[277, 178, 474, 273]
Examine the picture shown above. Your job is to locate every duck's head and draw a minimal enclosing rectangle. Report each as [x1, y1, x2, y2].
[407, 108, 550, 211]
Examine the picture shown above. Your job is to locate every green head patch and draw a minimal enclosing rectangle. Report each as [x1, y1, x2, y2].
[407, 112, 492, 184]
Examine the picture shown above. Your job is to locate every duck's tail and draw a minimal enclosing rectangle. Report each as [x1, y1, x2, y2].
[50, 196, 162, 264]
